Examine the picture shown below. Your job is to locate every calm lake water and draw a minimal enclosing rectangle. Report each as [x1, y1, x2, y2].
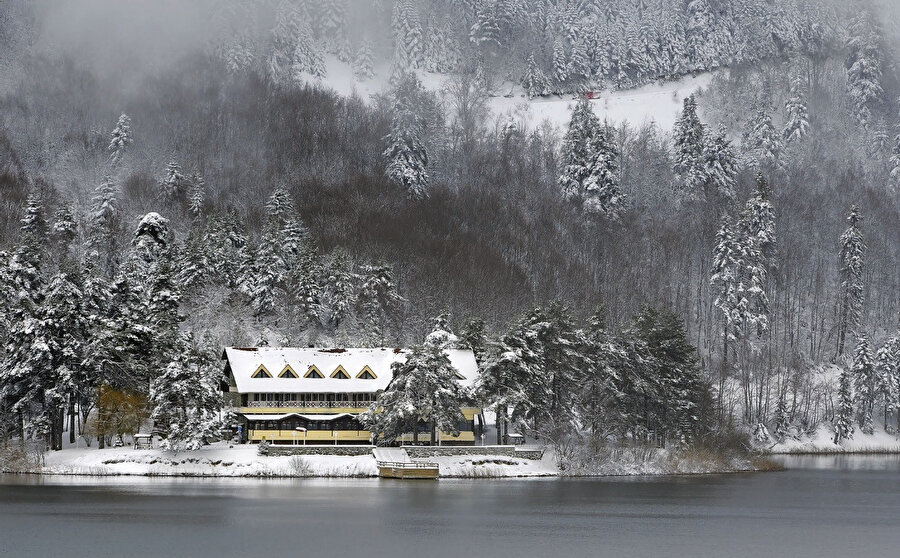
[2, 455, 899, 558]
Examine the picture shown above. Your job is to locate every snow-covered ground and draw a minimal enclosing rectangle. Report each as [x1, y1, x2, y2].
[39, 443, 378, 477]
[771, 425, 900, 454]
[311, 55, 716, 131]
[17, 440, 756, 478]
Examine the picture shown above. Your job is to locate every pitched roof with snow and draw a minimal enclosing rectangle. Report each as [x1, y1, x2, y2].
[222, 347, 478, 394]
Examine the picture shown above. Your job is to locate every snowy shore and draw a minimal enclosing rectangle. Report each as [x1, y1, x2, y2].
[2, 442, 766, 478]
[770, 425, 900, 454]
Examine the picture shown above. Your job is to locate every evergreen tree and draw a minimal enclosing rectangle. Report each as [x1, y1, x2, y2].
[711, 215, 741, 375]
[673, 95, 707, 194]
[107, 113, 133, 166]
[150, 339, 222, 451]
[852, 335, 876, 434]
[159, 158, 187, 201]
[833, 365, 854, 444]
[846, 13, 884, 127]
[353, 39, 376, 80]
[356, 263, 403, 346]
[87, 177, 122, 278]
[782, 79, 810, 144]
[521, 53, 551, 98]
[889, 128, 900, 190]
[50, 204, 77, 259]
[874, 335, 899, 431]
[19, 192, 47, 240]
[744, 107, 783, 169]
[875, 336, 900, 432]
[362, 322, 470, 445]
[703, 126, 737, 202]
[392, 0, 423, 70]
[322, 249, 355, 329]
[836, 206, 865, 357]
[383, 73, 430, 199]
[737, 174, 776, 338]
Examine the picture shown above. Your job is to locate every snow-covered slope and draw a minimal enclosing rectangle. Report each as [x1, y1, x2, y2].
[308, 55, 717, 131]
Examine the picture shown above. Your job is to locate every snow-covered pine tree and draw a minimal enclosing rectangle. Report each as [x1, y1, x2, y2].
[356, 263, 403, 346]
[87, 177, 122, 277]
[833, 365, 854, 444]
[392, 0, 423, 70]
[773, 393, 790, 441]
[583, 122, 625, 219]
[846, 13, 884, 128]
[874, 335, 899, 431]
[552, 40, 569, 93]
[469, 0, 501, 50]
[131, 212, 172, 273]
[685, 0, 714, 70]
[737, 174, 776, 338]
[292, 22, 326, 81]
[19, 192, 47, 240]
[851, 334, 876, 435]
[264, 186, 294, 225]
[673, 95, 707, 195]
[744, 107, 783, 170]
[782, 79, 810, 144]
[159, 158, 187, 201]
[150, 339, 222, 452]
[383, 73, 430, 200]
[711, 215, 741, 375]
[1, 271, 88, 450]
[703, 126, 737, 202]
[145, 252, 183, 381]
[322, 249, 355, 329]
[267, 0, 307, 86]
[353, 39, 376, 80]
[890, 126, 900, 190]
[521, 53, 551, 99]
[50, 204, 77, 261]
[107, 114, 133, 166]
[187, 175, 205, 221]
[836, 205, 865, 357]
[287, 236, 324, 330]
[361, 323, 469, 445]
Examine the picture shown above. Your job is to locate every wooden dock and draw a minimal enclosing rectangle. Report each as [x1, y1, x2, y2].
[377, 460, 439, 479]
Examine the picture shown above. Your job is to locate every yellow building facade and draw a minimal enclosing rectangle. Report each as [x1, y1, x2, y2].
[222, 347, 483, 445]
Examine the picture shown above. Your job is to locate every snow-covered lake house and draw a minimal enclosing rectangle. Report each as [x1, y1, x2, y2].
[221, 347, 483, 445]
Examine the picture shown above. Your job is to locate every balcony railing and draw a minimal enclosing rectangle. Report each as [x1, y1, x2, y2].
[243, 400, 369, 409]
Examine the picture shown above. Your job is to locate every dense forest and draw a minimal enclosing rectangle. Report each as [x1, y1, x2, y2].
[1, 0, 899, 456]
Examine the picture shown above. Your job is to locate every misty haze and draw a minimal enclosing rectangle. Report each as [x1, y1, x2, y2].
[1, 1, 899, 557]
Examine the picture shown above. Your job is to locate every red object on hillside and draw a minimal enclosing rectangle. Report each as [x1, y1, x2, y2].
[580, 91, 601, 99]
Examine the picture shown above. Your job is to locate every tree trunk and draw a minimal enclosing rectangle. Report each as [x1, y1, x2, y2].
[68, 398, 76, 445]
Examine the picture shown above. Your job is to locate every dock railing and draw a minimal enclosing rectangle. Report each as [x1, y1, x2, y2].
[376, 460, 438, 469]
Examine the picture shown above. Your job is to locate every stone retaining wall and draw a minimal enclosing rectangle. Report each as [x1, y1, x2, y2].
[264, 445, 374, 456]
[404, 445, 544, 460]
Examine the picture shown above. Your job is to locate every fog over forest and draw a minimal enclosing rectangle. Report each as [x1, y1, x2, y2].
[1, 0, 899, 458]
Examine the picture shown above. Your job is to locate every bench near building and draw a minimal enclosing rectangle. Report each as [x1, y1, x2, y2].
[221, 347, 483, 445]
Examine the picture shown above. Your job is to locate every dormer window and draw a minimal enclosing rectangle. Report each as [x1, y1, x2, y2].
[252, 365, 272, 378]
[279, 365, 299, 378]
[357, 365, 377, 379]
[304, 365, 324, 379]
[331, 365, 350, 379]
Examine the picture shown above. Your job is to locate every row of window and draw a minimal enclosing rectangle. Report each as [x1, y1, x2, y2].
[249, 418, 476, 432]
[251, 364, 377, 380]
[245, 393, 377, 404]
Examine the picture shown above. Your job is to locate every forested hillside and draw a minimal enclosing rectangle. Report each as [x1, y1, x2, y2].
[1, 0, 899, 454]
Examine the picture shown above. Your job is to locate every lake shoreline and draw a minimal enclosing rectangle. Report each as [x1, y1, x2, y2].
[1, 442, 775, 479]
